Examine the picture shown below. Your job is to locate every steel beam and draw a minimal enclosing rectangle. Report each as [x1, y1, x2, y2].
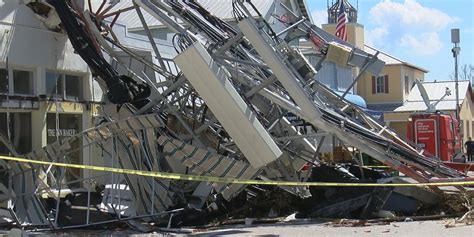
[175, 42, 282, 169]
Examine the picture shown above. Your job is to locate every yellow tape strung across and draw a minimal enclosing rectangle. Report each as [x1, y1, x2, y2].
[1, 155, 473, 187]
[363, 166, 391, 169]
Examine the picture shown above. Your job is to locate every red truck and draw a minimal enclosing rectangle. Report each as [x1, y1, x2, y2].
[407, 113, 474, 172]
[407, 113, 462, 162]
[404, 80, 474, 171]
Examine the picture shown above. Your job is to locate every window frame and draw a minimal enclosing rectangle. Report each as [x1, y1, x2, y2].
[372, 75, 389, 94]
[64, 74, 82, 101]
[46, 71, 64, 99]
[467, 120, 471, 139]
[376, 76, 385, 93]
[0, 68, 35, 96]
[0, 69, 8, 94]
[45, 70, 83, 101]
[472, 121, 474, 137]
[0, 112, 32, 155]
[404, 75, 410, 94]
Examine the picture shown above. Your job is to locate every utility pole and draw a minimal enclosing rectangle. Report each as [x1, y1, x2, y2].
[451, 29, 460, 122]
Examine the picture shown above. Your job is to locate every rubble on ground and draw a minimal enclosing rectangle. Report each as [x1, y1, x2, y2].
[0, 0, 472, 233]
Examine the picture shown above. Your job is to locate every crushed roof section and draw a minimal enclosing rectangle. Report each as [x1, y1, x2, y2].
[297, 0, 312, 21]
[395, 80, 472, 112]
[91, 0, 275, 30]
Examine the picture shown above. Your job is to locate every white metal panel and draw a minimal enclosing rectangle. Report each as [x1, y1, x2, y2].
[158, 136, 261, 200]
[174, 42, 282, 169]
[395, 101, 458, 112]
[100, 0, 274, 29]
[406, 81, 470, 102]
[237, 18, 428, 181]
[238, 18, 322, 122]
[313, 61, 353, 92]
[395, 81, 470, 112]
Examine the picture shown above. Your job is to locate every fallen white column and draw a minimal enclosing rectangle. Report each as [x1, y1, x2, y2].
[174, 42, 282, 169]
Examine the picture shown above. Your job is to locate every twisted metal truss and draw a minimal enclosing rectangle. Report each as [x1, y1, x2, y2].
[0, 0, 467, 230]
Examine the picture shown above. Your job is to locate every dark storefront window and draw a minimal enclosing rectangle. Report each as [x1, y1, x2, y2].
[0, 113, 32, 155]
[47, 113, 82, 187]
[0, 69, 7, 94]
[65, 75, 81, 101]
[13, 70, 34, 95]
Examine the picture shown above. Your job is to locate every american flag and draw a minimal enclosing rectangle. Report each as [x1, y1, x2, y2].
[335, 1, 347, 41]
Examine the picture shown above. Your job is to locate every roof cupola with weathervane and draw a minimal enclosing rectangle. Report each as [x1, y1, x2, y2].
[328, 0, 358, 24]
[323, 0, 363, 49]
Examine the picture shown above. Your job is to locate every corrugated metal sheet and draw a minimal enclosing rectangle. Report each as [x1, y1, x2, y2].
[395, 80, 471, 112]
[312, 60, 353, 92]
[90, 0, 274, 30]
[395, 101, 458, 112]
[297, 0, 311, 20]
[198, 0, 274, 21]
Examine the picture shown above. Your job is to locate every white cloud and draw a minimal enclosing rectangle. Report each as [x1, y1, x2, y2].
[311, 9, 327, 27]
[365, 27, 388, 47]
[369, 0, 457, 31]
[367, 0, 458, 56]
[400, 32, 442, 56]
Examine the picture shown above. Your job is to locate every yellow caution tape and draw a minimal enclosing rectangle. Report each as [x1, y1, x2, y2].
[362, 166, 391, 169]
[1, 155, 473, 187]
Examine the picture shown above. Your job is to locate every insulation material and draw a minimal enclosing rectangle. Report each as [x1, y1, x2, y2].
[325, 42, 352, 66]
[158, 136, 261, 200]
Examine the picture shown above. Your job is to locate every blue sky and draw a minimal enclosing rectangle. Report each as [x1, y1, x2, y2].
[309, 0, 474, 81]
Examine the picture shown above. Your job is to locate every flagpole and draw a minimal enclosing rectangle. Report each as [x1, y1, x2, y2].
[451, 29, 460, 122]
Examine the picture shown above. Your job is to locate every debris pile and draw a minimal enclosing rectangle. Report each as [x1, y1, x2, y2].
[0, 0, 472, 232]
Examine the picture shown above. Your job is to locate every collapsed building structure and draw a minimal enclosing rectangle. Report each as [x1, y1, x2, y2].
[0, 0, 471, 231]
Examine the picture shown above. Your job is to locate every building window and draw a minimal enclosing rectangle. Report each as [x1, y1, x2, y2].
[46, 113, 82, 187]
[13, 70, 34, 95]
[46, 71, 63, 98]
[45, 71, 82, 101]
[0, 69, 7, 94]
[472, 121, 474, 137]
[372, 75, 389, 94]
[0, 112, 32, 155]
[404, 75, 410, 94]
[65, 75, 81, 100]
[46, 113, 81, 142]
[467, 120, 471, 138]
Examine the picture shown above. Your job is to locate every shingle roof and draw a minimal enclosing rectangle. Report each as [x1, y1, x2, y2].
[394, 80, 472, 112]
[364, 45, 428, 73]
